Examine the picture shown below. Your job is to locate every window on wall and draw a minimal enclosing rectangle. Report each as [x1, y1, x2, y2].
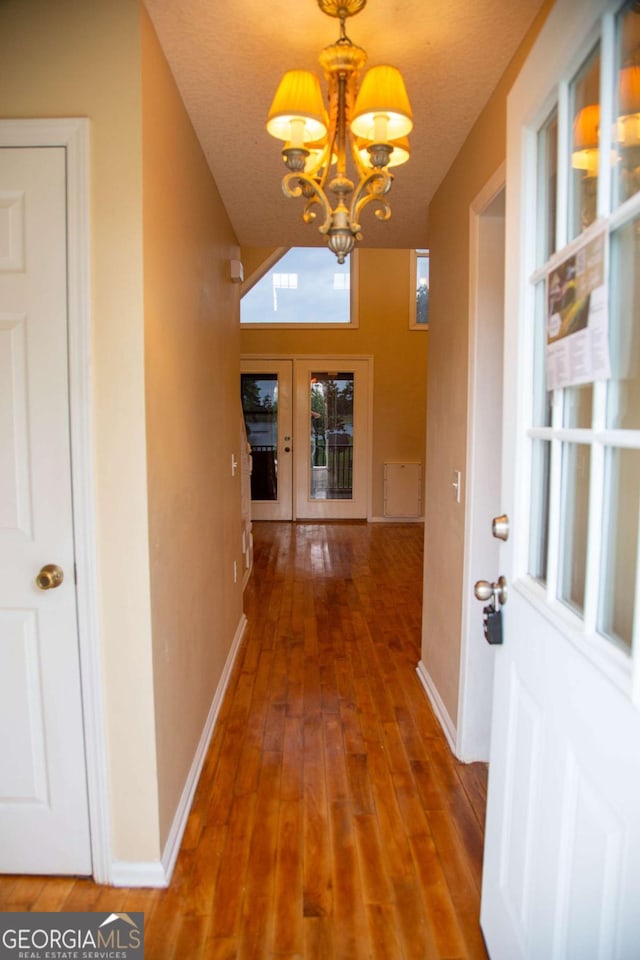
[241, 247, 359, 328]
[409, 249, 429, 329]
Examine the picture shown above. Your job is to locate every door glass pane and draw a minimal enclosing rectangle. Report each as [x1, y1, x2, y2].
[241, 374, 279, 501]
[533, 281, 552, 427]
[310, 372, 354, 500]
[607, 214, 640, 428]
[614, 1, 640, 206]
[599, 447, 640, 654]
[537, 108, 558, 264]
[563, 384, 593, 428]
[559, 443, 591, 615]
[570, 47, 600, 239]
[529, 439, 551, 583]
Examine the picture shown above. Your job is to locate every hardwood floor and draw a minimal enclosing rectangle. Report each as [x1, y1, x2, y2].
[0, 521, 489, 959]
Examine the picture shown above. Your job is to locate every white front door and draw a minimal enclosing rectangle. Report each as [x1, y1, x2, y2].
[0, 146, 91, 874]
[481, 1, 640, 956]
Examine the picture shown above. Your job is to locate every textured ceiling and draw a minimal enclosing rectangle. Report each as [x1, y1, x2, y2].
[144, 0, 543, 250]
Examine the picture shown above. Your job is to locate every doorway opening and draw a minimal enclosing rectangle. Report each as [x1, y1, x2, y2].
[457, 170, 506, 763]
[241, 356, 372, 521]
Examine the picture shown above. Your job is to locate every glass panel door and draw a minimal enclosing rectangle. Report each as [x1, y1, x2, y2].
[240, 360, 293, 520]
[241, 373, 279, 501]
[295, 359, 370, 520]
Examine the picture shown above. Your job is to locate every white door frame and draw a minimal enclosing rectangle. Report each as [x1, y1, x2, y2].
[457, 164, 506, 762]
[0, 119, 111, 883]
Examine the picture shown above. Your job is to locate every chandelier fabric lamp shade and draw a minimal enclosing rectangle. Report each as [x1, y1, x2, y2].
[350, 65, 413, 141]
[266, 69, 329, 145]
[265, 0, 413, 262]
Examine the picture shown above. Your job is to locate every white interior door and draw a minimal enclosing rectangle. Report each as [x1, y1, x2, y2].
[0, 147, 91, 874]
[241, 359, 294, 520]
[481, 2, 640, 956]
[294, 358, 370, 520]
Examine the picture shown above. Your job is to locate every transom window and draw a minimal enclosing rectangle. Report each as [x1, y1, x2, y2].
[241, 247, 358, 327]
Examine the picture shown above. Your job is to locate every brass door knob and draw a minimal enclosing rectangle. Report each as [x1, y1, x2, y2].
[36, 564, 64, 590]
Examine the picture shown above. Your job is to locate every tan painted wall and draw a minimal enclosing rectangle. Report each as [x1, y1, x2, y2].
[0, 0, 159, 861]
[421, 0, 555, 724]
[141, 9, 243, 849]
[240, 248, 428, 518]
[0, 0, 243, 866]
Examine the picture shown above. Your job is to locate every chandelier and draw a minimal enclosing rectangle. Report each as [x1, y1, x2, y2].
[266, 0, 413, 262]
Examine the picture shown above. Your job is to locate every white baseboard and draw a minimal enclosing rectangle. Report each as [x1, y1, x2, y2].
[110, 860, 168, 888]
[109, 613, 248, 888]
[368, 515, 425, 524]
[416, 660, 458, 756]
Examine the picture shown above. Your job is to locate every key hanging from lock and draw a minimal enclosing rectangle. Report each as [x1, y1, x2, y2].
[482, 604, 503, 645]
[474, 576, 507, 645]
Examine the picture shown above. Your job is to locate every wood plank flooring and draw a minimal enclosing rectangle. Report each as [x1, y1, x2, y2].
[0, 521, 489, 959]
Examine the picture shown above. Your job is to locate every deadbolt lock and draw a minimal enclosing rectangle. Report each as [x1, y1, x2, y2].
[492, 514, 510, 541]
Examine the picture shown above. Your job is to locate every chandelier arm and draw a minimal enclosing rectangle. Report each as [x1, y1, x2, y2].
[350, 168, 393, 226]
[349, 131, 371, 181]
[304, 141, 332, 181]
[282, 171, 334, 233]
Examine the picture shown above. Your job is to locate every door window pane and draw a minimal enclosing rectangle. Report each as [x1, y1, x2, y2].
[537, 109, 558, 264]
[570, 48, 600, 239]
[241, 374, 279, 501]
[529, 439, 551, 583]
[533, 282, 553, 427]
[599, 447, 640, 653]
[310, 372, 354, 500]
[559, 443, 591, 615]
[607, 215, 640, 429]
[614, 1, 640, 206]
[563, 384, 593, 428]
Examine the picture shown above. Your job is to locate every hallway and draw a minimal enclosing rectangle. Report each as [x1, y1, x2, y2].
[0, 521, 488, 959]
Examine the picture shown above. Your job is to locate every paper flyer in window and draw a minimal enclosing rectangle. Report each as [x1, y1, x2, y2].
[545, 227, 611, 390]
